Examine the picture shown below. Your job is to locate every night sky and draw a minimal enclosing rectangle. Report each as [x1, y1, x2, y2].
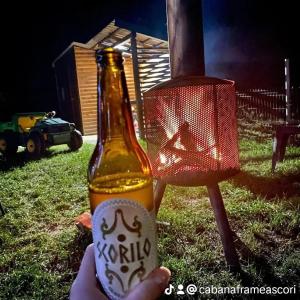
[0, 0, 299, 121]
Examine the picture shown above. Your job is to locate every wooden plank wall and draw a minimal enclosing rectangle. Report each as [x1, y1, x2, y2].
[123, 56, 136, 101]
[74, 47, 136, 135]
[74, 47, 97, 135]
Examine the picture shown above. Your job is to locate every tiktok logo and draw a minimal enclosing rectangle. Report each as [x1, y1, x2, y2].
[164, 284, 175, 295]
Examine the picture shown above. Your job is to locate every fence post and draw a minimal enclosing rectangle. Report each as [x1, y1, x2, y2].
[285, 58, 292, 123]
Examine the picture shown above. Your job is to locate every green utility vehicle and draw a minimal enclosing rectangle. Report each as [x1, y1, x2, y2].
[0, 111, 83, 157]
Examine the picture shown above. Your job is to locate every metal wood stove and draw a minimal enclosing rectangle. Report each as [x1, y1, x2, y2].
[143, 0, 241, 270]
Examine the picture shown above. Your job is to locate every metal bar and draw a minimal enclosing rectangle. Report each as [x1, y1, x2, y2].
[271, 135, 278, 173]
[154, 180, 167, 215]
[212, 85, 221, 169]
[131, 31, 145, 139]
[207, 184, 241, 272]
[285, 58, 292, 123]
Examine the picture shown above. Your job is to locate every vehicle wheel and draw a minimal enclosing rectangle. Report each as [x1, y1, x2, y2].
[0, 133, 18, 157]
[26, 134, 44, 158]
[68, 130, 83, 151]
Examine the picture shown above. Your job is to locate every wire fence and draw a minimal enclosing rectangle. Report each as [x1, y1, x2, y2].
[236, 87, 300, 122]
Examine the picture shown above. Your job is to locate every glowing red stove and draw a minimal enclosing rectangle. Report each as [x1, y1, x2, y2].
[144, 76, 239, 186]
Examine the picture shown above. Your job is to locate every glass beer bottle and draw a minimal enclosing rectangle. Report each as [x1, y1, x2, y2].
[88, 48, 157, 299]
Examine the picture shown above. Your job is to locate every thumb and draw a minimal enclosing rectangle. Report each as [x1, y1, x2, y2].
[125, 267, 171, 300]
[76, 244, 97, 285]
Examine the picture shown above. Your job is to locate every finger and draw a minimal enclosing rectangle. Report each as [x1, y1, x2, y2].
[76, 244, 98, 285]
[125, 267, 171, 300]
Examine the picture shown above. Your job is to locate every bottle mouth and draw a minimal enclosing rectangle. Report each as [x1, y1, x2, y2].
[96, 47, 123, 66]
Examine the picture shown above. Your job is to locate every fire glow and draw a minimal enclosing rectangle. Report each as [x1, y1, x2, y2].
[144, 79, 239, 183]
[156, 92, 223, 169]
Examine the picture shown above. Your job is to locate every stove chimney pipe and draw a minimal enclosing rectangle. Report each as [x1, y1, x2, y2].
[167, 0, 205, 78]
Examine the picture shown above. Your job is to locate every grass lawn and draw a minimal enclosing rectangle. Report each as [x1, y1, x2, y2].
[0, 133, 299, 299]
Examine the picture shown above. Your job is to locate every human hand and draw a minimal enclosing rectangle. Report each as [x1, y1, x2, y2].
[70, 244, 171, 300]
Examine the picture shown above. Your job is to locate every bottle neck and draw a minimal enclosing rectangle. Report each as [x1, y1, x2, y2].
[98, 63, 136, 143]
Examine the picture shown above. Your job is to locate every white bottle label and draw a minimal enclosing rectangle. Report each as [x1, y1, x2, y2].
[92, 199, 158, 300]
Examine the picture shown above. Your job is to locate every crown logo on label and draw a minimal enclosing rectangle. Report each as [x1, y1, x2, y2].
[101, 209, 142, 239]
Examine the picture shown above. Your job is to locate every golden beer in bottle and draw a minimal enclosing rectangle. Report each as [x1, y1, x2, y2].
[88, 48, 157, 299]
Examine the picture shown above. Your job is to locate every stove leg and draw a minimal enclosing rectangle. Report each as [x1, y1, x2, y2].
[207, 183, 241, 272]
[154, 180, 167, 215]
[279, 134, 289, 162]
[0, 201, 5, 216]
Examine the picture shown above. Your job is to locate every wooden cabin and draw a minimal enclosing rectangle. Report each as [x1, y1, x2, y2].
[52, 19, 170, 136]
